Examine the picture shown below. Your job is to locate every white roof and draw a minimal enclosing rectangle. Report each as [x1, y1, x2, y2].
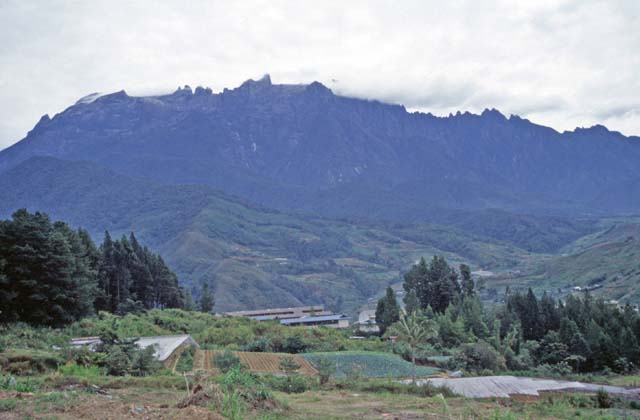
[135, 334, 199, 361]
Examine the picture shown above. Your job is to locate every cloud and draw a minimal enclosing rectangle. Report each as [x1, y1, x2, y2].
[0, 0, 638, 148]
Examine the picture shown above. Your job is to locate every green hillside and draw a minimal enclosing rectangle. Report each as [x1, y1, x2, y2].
[0, 157, 532, 313]
[484, 220, 640, 303]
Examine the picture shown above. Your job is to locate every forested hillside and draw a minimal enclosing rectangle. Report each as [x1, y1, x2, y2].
[0, 157, 534, 312]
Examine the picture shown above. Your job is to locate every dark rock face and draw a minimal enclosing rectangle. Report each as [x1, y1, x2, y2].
[1, 77, 639, 219]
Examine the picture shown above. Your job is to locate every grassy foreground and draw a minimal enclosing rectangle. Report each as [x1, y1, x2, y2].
[1, 367, 640, 420]
[1, 384, 636, 419]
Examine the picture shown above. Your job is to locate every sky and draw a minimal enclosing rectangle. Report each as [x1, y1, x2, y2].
[0, 0, 639, 149]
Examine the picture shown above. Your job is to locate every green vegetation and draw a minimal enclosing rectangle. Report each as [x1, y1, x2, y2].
[302, 352, 439, 378]
[0, 209, 185, 327]
[374, 287, 400, 335]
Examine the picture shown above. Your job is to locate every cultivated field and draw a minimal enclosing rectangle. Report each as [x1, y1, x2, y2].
[302, 351, 440, 378]
[196, 350, 318, 376]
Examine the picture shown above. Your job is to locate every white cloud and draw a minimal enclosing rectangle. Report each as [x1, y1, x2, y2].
[0, 0, 638, 148]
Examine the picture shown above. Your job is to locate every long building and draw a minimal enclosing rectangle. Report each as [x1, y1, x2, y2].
[224, 305, 332, 321]
[280, 314, 349, 329]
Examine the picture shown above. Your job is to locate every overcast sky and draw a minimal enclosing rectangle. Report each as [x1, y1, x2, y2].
[1, 0, 639, 149]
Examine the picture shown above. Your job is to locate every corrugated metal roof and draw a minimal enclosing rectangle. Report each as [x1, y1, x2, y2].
[280, 314, 347, 325]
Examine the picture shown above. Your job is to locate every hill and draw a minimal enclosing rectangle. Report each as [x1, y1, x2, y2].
[1, 76, 639, 222]
[484, 220, 640, 303]
[0, 156, 533, 312]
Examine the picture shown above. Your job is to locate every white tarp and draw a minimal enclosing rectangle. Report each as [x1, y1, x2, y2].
[135, 334, 199, 361]
[407, 376, 640, 399]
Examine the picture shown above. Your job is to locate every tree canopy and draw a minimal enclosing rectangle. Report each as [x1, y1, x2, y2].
[0, 209, 185, 326]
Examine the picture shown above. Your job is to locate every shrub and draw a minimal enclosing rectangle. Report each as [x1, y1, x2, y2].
[265, 374, 310, 393]
[175, 346, 195, 373]
[0, 398, 17, 412]
[218, 368, 276, 408]
[279, 356, 301, 376]
[103, 346, 130, 376]
[129, 346, 161, 377]
[58, 363, 103, 377]
[453, 340, 505, 374]
[314, 356, 336, 385]
[213, 350, 241, 373]
[614, 357, 634, 374]
[534, 361, 572, 378]
[595, 388, 613, 409]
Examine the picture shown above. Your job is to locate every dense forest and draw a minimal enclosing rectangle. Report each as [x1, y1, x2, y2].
[0, 209, 184, 326]
[375, 256, 640, 374]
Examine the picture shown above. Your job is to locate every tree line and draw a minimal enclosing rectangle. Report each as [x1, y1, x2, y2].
[377, 255, 640, 374]
[0, 209, 189, 327]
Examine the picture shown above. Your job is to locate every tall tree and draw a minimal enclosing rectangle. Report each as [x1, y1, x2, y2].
[460, 264, 474, 297]
[0, 209, 98, 326]
[375, 287, 401, 335]
[403, 289, 420, 315]
[403, 256, 460, 313]
[199, 281, 214, 313]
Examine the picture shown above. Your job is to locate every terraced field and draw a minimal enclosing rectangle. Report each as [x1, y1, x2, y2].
[195, 350, 317, 376]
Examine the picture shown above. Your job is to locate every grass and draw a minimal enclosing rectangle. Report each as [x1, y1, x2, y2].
[302, 351, 440, 378]
[0, 397, 18, 412]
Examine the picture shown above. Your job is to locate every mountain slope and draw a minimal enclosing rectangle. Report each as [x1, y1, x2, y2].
[0, 156, 534, 312]
[1, 76, 639, 221]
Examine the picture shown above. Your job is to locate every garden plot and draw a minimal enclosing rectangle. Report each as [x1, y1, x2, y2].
[198, 350, 317, 376]
[303, 352, 440, 378]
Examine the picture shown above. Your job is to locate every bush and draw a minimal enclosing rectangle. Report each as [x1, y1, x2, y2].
[213, 350, 241, 373]
[315, 356, 336, 385]
[453, 340, 505, 374]
[175, 347, 195, 373]
[279, 356, 301, 376]
[129, 346, 161, 377]
[534, 361, 572, 378]
[58, 363, 103, 377]
[265, 374, 310, 393]
[0, 398, 17, 412]
[218, 368, 275, 407]
[103, 346, 130, 376]
[595, 388, 613, 409]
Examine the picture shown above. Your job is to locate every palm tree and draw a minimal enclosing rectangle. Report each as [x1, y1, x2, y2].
[390, 311, 437, 382]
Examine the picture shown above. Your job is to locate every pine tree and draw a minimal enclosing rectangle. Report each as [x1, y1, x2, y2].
[375, 287, 401, 334]
[184, 289, 197, 311]
[128, 233, 154, 308]
[403, 289, 420, 315]
[199, 282, 214, 313]
[460, 264, 474, 297]
[402, 256, 461, 314]
[0, 210, 98, 326]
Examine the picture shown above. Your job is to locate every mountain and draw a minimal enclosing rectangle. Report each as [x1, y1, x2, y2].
[0, 156, 534, 312]
[1, 76, 639, 308]
[1, 75, 639, 222]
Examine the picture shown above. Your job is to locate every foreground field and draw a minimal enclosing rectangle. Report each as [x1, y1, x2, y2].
[2, 385, 638, 420]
